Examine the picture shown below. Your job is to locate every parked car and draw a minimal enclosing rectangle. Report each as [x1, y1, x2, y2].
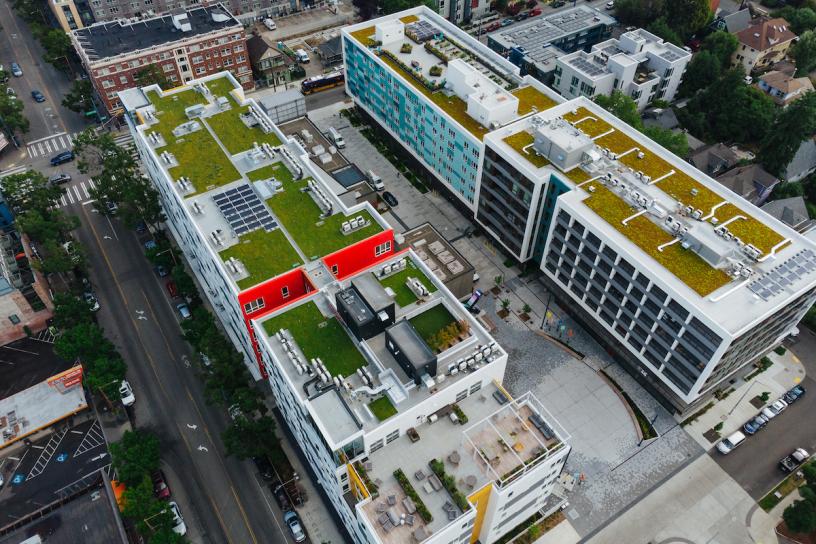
[176, 303, 191, 319]
[605, 1, 614, 9]
[382, 191, 398, 207]
[152, 470, 171, 499]
[486, 21, 501, 31]
[155, 264, 169, 277]
[284, 511, 306, 543]
[366, 169, 384, 191]
[501, 17, 514, 26]
[5, 87, 15, 96]
[551, 0, 565, 7]
[780, 448, 810, 473]
[515, 11, 529, 20]
[529, 7, 542, 15]
[199, 352, 212, 369]
[144, 239, 157, 251]
[760, 398, 787, 419]
[31, 90, 45, 102]
[166, 280, 179, 298]
[253, 456, 274, 481]
[119, 380, 136, 406]
[83, 291, 100, 312]
[263, 18, 276, 30]
[270, 481, 292, 511]
[716, 431, 746, 454]
[106, 201, 118, 214]
[742, 414, 768, 435]
[50, 151, 74, 166]
[10, 62, 22, 77]
[228, 403, 243, 421]
[784, 385, 806, 404]
[167, 502, 187, 535]
[48, 172, 71, 185]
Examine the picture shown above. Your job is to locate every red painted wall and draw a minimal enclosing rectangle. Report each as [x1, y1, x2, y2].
[238, 267, 315, 378]
[322, 229, 396, 281]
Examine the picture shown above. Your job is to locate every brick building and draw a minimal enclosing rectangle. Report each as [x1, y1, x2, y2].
[71, 4, 253, 115]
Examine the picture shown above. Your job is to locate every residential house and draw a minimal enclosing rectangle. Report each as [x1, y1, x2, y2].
[715, 163, 780, 205]
[757, 70, 814, 106]
[762, 196, 816, 234]
[731, 17, 796, 73]
[247, 34, 293, 88]
[317, 36, 343, 67]
[712, 8, 752, 34]
[784, 138, 816, 182]
[688, 143, 739, 176]
[642, 108, 680, 131]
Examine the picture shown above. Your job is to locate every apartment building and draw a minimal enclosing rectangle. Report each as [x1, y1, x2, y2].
[343, 8, 563, 212]
[487, 6, 616, 82]
[49, 0, 90, 31]
[120, 72, 571, 544]
[71, 4, 252, 115]
[731, 17, 796, 74]
[553, 29, 691, 110]
[435, 0, 491, 25]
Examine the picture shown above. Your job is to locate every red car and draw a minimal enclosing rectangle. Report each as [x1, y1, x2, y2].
[486, 21, 501, 31]
[166, 280, 179, 299]
[529, 7, 542, 16]
[153, 470, 171, 500]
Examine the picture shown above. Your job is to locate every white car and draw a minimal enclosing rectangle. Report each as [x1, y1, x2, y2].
[263, 18, 276, 30]
[605, 1, 614, 9]
[761, 399, 787, 419]
[168, 501, 187, 535]
[119, 380, 136, 406]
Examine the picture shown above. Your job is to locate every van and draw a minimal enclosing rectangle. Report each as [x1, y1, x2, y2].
[716, 431, 746, 454]
[328, 127, 345, 148]
[366, 170, 384, 191]
[263, 18, 276, 30]
[295, 49, 309, 63]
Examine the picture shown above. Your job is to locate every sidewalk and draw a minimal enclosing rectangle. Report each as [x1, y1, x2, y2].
[683, 349, 806, 450]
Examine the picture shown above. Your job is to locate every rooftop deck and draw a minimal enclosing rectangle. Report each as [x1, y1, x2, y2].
[135, 74, 387, 292]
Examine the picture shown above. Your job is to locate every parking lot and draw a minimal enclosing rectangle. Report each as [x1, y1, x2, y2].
[0, 417, 111, 527]
[0, 335, 72, 400]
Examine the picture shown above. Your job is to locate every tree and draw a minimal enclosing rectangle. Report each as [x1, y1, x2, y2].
[773, 6, 816, 34]
[52, 293, 94, 330]
[0, 171, 63, 215]
[221, 416, 278, 459]
[803, 462, 816, 488]
[666, 0, 710, 40]
[771, 182, 805, 200]
[0, 90, 29, 134]
[83, 355, 127, 399]
[759, 92, 816, 176]
[646, 17, 683, 46]
[643, 126, 690, 157]
[37, 239, 80, 274]
[679, 51, 722, 97]
[594, 90, 643, 129]
[121, 474, 169, 534]
[172, 265, 197, 298]
[54, 322, 116, 362]
[792, 30, 816, 75]
[110, 430, 162, 487]
[39, 29, 73, 70]
[613, 0, 666, 27]
[783, 497, 816, 534]
[701, 31, 739, 68]
[133, 64, 171, 91]
[62, 79, 95, 114]
[16, 208, 78, 244]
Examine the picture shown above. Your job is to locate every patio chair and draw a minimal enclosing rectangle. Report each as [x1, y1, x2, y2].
[382, 519, 394, 533]
[376, 502, 388, 513]
[447, 509, 457, 521]
[405, 514, 415, 526]
[387, 494, 397, 506]
[414, 469, 426, 481]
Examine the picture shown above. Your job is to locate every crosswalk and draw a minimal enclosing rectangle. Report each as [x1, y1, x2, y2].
[54, 178, 96, 209]
[25, 130, 134, 159]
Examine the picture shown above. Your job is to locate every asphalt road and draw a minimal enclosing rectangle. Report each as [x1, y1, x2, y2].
[304, 84, 348, 111]
[711, 372, 815, 500]
[65, 186, 293, 544]
[0, 0, 89, 144]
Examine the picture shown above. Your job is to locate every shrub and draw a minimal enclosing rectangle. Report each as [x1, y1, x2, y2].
[760, 391, 771, 402]
[429, 65, 443, 77]
[452, 403, 468, 424]
[681, 402, 714, 427]
[429, 459, 470, 512]
[714, 422, 723, 431]
[775, 346, 787, 355]
[393, 469, 433, 522]
[400, 43, 413, 53]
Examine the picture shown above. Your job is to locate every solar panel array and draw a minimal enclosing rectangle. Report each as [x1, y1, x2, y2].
[406, 21, 440, 43]
[661, 50, 682, 62]
[748, 249, 816, 300]
[568, 55, 606, 77]
[212, 183, 277, 235]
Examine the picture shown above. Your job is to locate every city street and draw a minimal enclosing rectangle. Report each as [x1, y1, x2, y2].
[0, 0, 91, 159]
[64, 179, 294, 544]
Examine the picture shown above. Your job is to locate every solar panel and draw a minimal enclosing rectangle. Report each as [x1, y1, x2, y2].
[212, 183, 278, 236]
[661, 50, 681, 62]
[406, 21, 440, 43]
[569, 56, 605, 77]
[747, 249, 816, 300]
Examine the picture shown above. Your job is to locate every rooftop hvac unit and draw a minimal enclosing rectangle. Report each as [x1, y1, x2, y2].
[588, 185, 596, 193]
[681, 241, 691, 250]
[637, 152, 645, 159]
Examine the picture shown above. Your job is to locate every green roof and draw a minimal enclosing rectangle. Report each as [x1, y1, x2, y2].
[409, 304, 457, 346]
[219, 229, 302, 290]
[206, 77, 239, 98]
[584, 185, 731, 297]
[266, 174, 383, 260]
[166, 129, 241, 195]
[563, 107, 612, 138]
[368, 396, 398, 421]
[262, 301, 367, 377]
[503, 131, 550, 168]
[206, 104, 282, 155]
[377, 261, 438, 307]
[246, 162, 294, 183]
[512, 86, 557, 116]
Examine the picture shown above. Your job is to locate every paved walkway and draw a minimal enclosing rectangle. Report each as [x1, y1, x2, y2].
[534, 520, 581, 544]
[683, 350, 806, 450]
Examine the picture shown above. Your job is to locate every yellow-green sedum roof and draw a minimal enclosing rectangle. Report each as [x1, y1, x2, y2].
[503, 131, 550, 168]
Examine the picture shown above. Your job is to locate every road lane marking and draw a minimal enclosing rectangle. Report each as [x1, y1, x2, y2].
[37, 143, 45, 155]
[73, 185, 81, 201]
[44, 140, 51, 153]
[60, 195, 67, 206]
[27, 131, 65, 145]
[26, 147, 35, 158]
[231, 486, 259, 544]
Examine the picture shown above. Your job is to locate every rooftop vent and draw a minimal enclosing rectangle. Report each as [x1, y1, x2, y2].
[172, 13, 191, 32]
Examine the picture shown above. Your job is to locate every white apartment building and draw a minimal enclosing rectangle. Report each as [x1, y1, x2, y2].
[120, 72, 571, 544]
[553, 29, 691, 110]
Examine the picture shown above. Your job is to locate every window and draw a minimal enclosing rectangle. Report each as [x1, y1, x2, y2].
[281, 286, 290, 298]
[196, 66, 206, 75]
[8, 314, 20, 325]
[331, 264, 339, 275]
[119, 75, 128, 84]
[102, 79, 114, 88]
[163, 63, 174, 72]
[374, 241, 392, 257]
[386, 429, 399, 444]
[243, 297, 265, 313]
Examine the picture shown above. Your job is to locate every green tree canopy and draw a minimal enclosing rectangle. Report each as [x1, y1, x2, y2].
[82, 355, 126, 399]
[759, 92, 816, 176]
[643, 126, 690, 157]
[55, 322, 117, 362]
[39, 29, 72, 68]
[37, 239, 81, 274]
[792, 30, 816, 75]
[594, 90, 643, 129]
[0, 171, 63, 214]
[613, 0, 666, 27]
[16, 208, 78, 245]
[62, 80, 95, 114]
[701, 31, 739, 68]
[783, 496, 816, 534]
[773, 6, 816, 34]
[678, 51, 722, 97]
[646, 17, 683, 45]
[122, 475, 170, 534]
[0, 90, 30, 134]
[221, 416, 278, 459]
[666, 0, 711, 40]
[771, 181, 805, 200]
[52, 292, 95, 330]
[133, 64, 172, 91]
[110, 430, 161, 487]
[171, 265, 197, 298]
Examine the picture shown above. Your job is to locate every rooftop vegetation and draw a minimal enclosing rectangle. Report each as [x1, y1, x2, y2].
[368, 396, 398, 421]
[503, 131, 550, 168]
[206, 77, 238, 99]
[409, 303, 457, 346]
[262, 301, 367, 377]
[595, 130, 638, 155]
[219, 229, 302, 290]
[618, 146, 672, 180]
[146, 88, 208, 142]
[512, 87, 557, 116]
[350, 26, 377, 47]
[563, 167, 591, 184]
[247, 162, 294, 183]
[399, 14, 419, 23]
[584, 185, 731, 296]
[378, 262, 438, 307]
[714, 203, 787, 254]
[206, 105, 282, 155]
[166, 129, 241, 195]
[265, 174, 382, 260]
[563, 107, 612, 138]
